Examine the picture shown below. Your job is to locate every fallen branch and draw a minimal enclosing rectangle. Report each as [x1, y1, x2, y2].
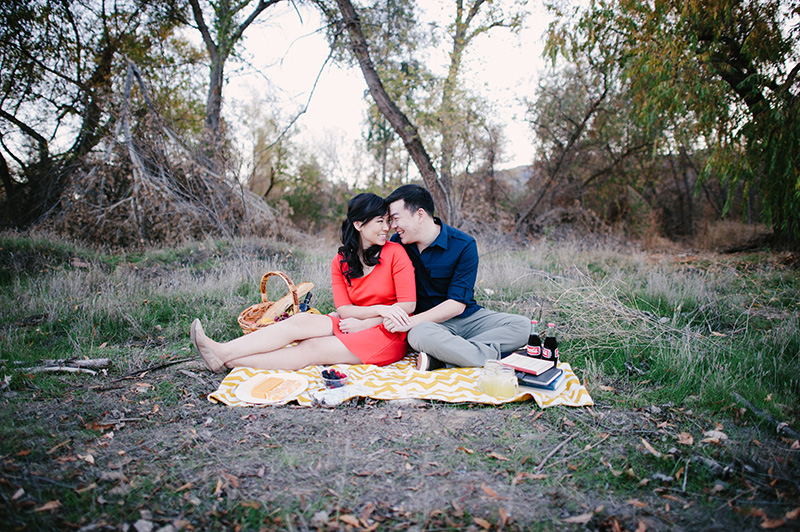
[88, 357, 194, 390]
[11, 358, 112, 376]
[733, 391, 799, 439]
[535, 433, 579, 474]
[11, 358, 111, 368]
[26, 366, 98, 375]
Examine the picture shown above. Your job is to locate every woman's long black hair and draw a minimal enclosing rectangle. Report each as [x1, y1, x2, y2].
[338, 193, 388, 285]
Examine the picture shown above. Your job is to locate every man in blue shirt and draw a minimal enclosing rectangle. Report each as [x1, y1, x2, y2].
[384, 184, 530, 369]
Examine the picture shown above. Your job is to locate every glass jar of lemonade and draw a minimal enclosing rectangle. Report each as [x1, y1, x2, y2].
[478, 360, 518, 399]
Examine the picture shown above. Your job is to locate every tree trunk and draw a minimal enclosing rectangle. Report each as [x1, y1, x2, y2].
[335, 0, 450, 222]
[206, 57, 225, 140]
[437, 0, 487, 226]
[189, 0, 281, 151]
[438, 15, 466, 227]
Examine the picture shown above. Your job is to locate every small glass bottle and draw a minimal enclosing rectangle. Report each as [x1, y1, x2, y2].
[526, 319, 542, 358]
[298, 292, 313, 312]
[542, 322, 558, 365]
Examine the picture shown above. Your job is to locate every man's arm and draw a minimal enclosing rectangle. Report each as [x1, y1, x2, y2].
[410, 299, 465, 325]
[383, 299, 465, 332]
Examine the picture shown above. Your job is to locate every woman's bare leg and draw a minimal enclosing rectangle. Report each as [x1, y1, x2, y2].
[228, 336, 361, 371]
[192, 313, 335, 369]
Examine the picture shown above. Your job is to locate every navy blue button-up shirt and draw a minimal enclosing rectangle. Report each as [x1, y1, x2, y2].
[392, 218, 481, 317]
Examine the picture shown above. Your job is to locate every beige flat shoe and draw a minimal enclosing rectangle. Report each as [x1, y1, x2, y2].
[191, 319, 225, 373]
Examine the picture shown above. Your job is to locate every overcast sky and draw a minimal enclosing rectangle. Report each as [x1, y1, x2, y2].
[225, 2, 555, 182]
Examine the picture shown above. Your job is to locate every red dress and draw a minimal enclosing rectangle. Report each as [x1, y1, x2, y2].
[329, 242, 416, 366]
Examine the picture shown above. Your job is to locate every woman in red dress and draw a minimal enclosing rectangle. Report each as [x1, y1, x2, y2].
[190, 193, 416, 372]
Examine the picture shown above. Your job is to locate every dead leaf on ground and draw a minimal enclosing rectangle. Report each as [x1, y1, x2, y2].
[562, 512, 593, 524]
[499, 508, 510, 526]
[635, 520, 648, 532]
[222, 472, 239, 488]
[641, 438, 662, 457]
[34, 500, 62, 512]
[239, 501, 259, 509]
[133, 520, 153, 532]
[481, 483, 506, 500]
[662, 493, 685, 503]
[487, 451, 509, 461]
[786, 507, 800, 520]
[75, 483, 96, 494]
[701, 429, 728, 444]
[455, 446, 473, 454]
[601, 458, 622, 476]
[627, 499, 647, 508]
[761, 517, 786, 529]
[677, 432, 694, 445]
[473, 517, 491, 529]
[512, 472, 547, 485]
[46, 440, 71, 455]
[339, 515, 360, 526]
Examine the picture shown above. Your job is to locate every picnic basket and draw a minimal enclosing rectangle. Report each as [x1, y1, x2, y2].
[237, 271, 315, 334]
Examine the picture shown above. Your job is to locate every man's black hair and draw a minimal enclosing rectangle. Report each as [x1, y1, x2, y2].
[386, 184, 435, 218]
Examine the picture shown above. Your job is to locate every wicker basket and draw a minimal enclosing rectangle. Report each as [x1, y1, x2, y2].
[237, 271, 314, 334]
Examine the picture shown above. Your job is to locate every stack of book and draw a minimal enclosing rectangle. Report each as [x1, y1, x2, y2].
[499, 352, 564, 391]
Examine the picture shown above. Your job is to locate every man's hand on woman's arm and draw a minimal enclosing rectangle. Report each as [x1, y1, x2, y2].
[383, 299, 465, 333]
[337, 302, 415, 333]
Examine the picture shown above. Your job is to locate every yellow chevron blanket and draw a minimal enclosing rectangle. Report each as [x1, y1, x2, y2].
[208, 353, 593, 408]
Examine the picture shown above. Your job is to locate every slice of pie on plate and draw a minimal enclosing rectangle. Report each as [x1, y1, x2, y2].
[234, 373, 308, 404]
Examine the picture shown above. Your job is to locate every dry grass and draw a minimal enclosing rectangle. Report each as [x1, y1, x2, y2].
[695, 219, 771, 251]
[1, 231, 798, 531]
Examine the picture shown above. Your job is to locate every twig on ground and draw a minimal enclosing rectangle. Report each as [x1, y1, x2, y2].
[682, 458, 689, 493]
[733, 391, 799, 439]
[179, 369, 215, 387]
[87, 357, 194, 390]
[535, 433, 579, 474]
[545, 432, 611, 469]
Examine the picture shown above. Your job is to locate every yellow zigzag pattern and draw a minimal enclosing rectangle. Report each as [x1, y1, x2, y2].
[208, 354, 594, 409]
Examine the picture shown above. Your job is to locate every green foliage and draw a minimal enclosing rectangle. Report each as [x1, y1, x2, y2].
[546, 0, 800, 245]
[270, 156, 351, 233]
[0, 0, 205, 230]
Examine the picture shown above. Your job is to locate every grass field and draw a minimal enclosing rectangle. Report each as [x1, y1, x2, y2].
[1, 231, 798, 530]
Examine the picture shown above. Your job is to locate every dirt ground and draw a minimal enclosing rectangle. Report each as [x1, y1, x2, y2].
[1, 356, 799, 531]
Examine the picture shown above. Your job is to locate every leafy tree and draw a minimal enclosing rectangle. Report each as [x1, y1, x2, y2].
[186, 0, 288, 153]
[0, 0, 190, 229]
[357, 0, 431, 186]
[547, 0, 800, 246]
[239, 96, 295, 200]
[434, 0, 526, 226]
[326, 0, 524, 225]
[519, 19, 659, 236]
